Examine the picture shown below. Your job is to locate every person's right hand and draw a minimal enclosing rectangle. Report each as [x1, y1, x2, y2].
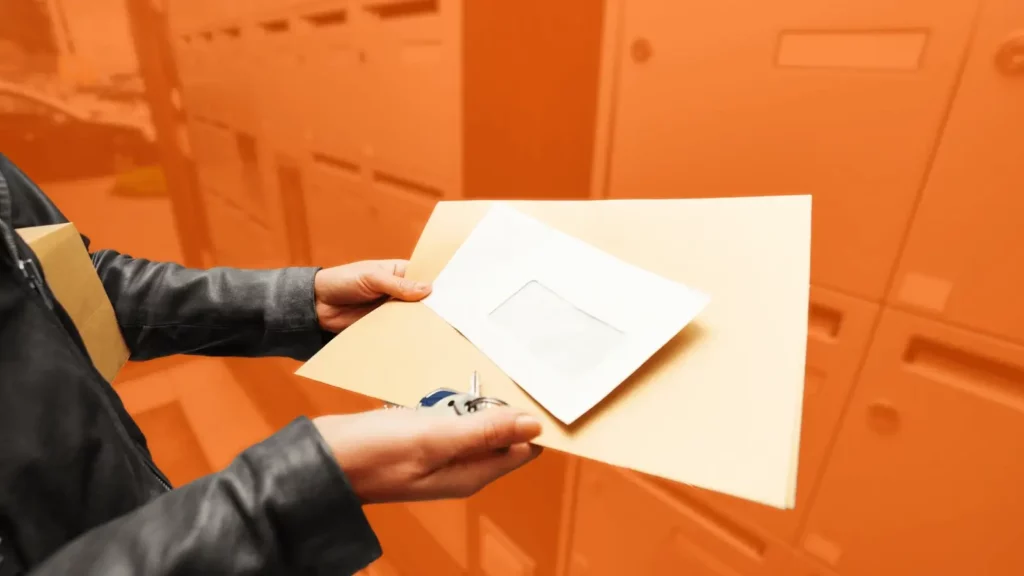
[313, 407, 543, 504]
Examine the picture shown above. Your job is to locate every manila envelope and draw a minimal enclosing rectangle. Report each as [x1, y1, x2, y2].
[297, 197, 811, 509]
[17, 223, 130, 383]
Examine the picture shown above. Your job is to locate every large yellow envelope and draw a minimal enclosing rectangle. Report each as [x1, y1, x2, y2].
[297, 197, 811, 509]
[17, 223, 130, 383]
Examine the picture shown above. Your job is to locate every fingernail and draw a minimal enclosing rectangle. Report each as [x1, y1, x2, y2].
[515, 415, 541, 435]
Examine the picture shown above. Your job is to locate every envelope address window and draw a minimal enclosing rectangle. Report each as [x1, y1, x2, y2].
[488, 280, 625, 380]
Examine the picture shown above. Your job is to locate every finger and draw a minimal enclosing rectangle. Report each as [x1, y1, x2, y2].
[383, 260, 409, 278]
[430, 443, 544, 498]
[428, 407, 542, 462]
[362, 269, 431, 301]
[372, 259, 409, 277]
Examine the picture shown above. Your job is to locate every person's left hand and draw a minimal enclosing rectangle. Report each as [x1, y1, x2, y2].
[314, 260, 432, 332]
[313, 406, 543, 504]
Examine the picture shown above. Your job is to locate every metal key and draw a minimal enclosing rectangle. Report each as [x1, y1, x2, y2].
[413, 371, 509, 415]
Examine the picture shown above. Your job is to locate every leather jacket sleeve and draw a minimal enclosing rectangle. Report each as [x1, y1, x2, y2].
[90, 251, 331, 362]
[28, 417, 383, 576]
[0, 153, 333, 362]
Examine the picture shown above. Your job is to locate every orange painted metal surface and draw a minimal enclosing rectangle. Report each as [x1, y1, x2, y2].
[889, 0, 1024, 345]
[3, 0, 1022, 573]
[801, 309, 1024, 575]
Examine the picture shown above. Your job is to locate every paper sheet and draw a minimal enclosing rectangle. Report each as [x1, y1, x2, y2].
[422, 203, 710, 424]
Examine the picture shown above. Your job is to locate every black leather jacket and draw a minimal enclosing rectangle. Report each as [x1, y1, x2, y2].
[0, 153, 382, 575]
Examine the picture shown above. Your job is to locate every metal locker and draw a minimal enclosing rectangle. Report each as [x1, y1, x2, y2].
[303, 155, 377, 266]
[596, 0, 980, 301]
[568, 461, 795, 576]
[358, 0, 461, 197]
[249, 9, 308, 150]
[202, 191, 275, 268]
[365, 174, 439, 259]
[800, 309, 1024, 575]
[299, 0, 367, 169]
[888, 0, 1024, 345]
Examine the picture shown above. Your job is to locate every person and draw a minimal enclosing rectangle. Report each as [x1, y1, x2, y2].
[0, 152, 543, 575]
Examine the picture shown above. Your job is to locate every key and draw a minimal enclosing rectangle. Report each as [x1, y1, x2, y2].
[470, 371, 480, 397]
[416, 372, 509, 415]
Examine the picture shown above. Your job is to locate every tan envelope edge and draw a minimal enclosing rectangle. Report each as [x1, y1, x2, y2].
[297, 197, 811, 509]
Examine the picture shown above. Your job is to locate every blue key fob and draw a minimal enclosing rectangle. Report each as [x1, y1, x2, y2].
[418, 388, 461, 408]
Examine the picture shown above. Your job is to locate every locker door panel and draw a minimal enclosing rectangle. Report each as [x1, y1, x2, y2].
[604, 0, 979, 300]
[301, 1, 367, 167]
[569, 462, 793, 576]
[165, 0, 197, 34]
[251, 14, 307, 148]
[187, 120, 219, 191]
[304, 159, 378, 266]
[181, 32, 216, 122]
[203, 191, 274, 268]
[668, 287, 878, 543]
[215, 25, 259, 134]
[800, 309, 1024, 575]
[366, 178, 438, 260]
[173, 35, 200, 102]
[202, 31, 230, 128]
[360, 0, 460, 196]
[307, 159, 435, 266]
[889, 0, 1024, 344]
[190, 120, 246, 209]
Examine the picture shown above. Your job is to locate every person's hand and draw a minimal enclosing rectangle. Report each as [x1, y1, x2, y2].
[313, 260, 432, 332]
[313, 407, 543, 504]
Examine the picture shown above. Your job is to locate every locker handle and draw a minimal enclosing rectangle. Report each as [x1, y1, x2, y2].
[260, 19, 290, 34]
[312, 152, 361, 177]
[364, 0, 439, 20]
[304, 9, 348, 28]
[866, 400, 901, 435]
[995, 32, 1024, 76]
[631, 38, 653, 63]
[373, 171, 444, 199]
[807, 303, 843, 342]
[902, 337, 1024, 412]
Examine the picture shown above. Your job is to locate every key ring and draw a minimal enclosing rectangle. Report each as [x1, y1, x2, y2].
[463, 396, 508, 413]
[384, 371, 509, 415]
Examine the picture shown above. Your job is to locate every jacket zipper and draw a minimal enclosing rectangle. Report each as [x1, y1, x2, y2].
[0, 211, 51, 312]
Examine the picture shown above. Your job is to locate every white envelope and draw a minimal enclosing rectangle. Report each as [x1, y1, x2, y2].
[423, 203, 710, 424]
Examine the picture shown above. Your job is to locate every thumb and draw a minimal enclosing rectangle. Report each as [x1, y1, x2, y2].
[363, 270, 431, 301]
[429, 408, 543, 461]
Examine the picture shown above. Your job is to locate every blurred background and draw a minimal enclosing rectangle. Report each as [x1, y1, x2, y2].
[1, 0, 1022, 574]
